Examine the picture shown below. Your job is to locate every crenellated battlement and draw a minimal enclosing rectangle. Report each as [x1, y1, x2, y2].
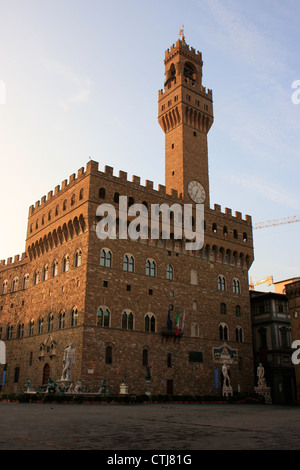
[29, 166, 87, 216]
[89, 160, 252, 226]
[87, 160, 182, 201]
[0, 252, 27, 270]
[29, 158, 252, 224]
[210, 203, 252, 226]
[165, 39, 203, 62]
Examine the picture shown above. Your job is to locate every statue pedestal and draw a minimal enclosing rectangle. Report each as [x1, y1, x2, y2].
[119, 382, 128, 395]
[222, 385, 233, 397]
[254, 386, 272, 404]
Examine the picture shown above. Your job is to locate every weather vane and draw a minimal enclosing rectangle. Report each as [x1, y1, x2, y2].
[179, 25, 185, 40]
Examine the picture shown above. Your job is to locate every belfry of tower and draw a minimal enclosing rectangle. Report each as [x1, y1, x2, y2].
[158, 34, 213, 208]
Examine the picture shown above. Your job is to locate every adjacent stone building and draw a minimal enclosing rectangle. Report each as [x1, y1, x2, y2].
[0, 36, 255, 396]
[285, 280, 300, 402]
[250, 290, 296, 404]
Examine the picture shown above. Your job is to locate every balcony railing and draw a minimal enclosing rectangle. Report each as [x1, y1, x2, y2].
[160, 327, 183, 342]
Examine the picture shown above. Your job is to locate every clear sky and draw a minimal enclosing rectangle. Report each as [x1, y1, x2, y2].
[0, 0, 299, 291]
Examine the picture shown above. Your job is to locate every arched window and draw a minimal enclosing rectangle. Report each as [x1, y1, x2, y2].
[235, 326, 243, 342]
[59, 311, 65, 330]
[18, 323, 24, 338]
[33, 271, 39, 286]
[55, 205, 59, 216]
[47, 314, 54, 332]
[38, 317, 44, 334]
[51, 260, 58, 277]
[42, 265, 48, 281]
[123, 254, 134, 272]
[113, 192, 120, 204]
[122, 310, 134, 330]
[220, 303, 227, 315]
[223, 226, 228, 236]
[145, 313, 156, 332]
[63, 200, 67, 211]
[233, 278, 241, 294]
[128, 196, 134, 207]
[97, 307, 110, 327]
[146, 259, 156, 277]
[71, 194, 75, 206]
[12, 277, 19, 292]
[28, 319, 34, 337]
[184, 61, 196, 80]
[167, 353, 172, 368]
[48, 210, 52, 221]
[22, 274, 29, 290]
[2, 280, 8, 295]
[74, 249, 82, 267]
[62, 255, 70, 273]
[236, 305, 241, 317]
[219, 323, 228, 341]
[79, 188, 84, 200]
[166, 265, 173, 280]
[100, 249, 112, 268]
[218, 275, 226, 291]
[212, 223, 217, 233]
[71, 307, 78, 327]
[6, 324, 13, 340]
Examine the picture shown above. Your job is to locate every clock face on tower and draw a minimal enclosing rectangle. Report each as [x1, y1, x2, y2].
[187, 180, 206, 203]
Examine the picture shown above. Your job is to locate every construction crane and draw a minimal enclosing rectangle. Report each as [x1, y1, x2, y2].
[249, 275, 273, 290]
[253, 215, 300, 230]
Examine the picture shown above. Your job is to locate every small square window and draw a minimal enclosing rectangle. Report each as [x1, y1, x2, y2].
[149, 289, 153, 296]
[127, 285, 131, 291]
[103, 280, 108, 287]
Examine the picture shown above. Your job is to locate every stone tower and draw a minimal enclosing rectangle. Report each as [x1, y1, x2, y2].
[158, 33, 213, 208]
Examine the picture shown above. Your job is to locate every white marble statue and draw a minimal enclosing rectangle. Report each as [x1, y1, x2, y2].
[222, 363, 231, 387]
[257, 363, 266, 388]
[61, 342, 75, 381]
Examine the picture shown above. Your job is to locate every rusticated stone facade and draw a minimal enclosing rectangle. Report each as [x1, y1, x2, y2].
[0, 37, 254, 396]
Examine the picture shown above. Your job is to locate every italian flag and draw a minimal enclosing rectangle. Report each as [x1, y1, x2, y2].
[175, 309, 180, 336]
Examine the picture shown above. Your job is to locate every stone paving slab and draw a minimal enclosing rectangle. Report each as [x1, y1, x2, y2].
[1, 402, 300, 450]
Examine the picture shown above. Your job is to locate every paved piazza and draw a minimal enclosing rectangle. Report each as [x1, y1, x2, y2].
[1, 402, 300, 451]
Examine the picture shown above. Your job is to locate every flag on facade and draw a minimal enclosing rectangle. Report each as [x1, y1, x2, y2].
[167, 306, 171, 330]
[175, 309, 179, 336]
[181, 310, 185, 332]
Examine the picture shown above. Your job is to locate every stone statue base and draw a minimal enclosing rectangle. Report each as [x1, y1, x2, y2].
[254, 386, 272, 404]
[222, 385, 233, 397]
[119, 383, 128, 395]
